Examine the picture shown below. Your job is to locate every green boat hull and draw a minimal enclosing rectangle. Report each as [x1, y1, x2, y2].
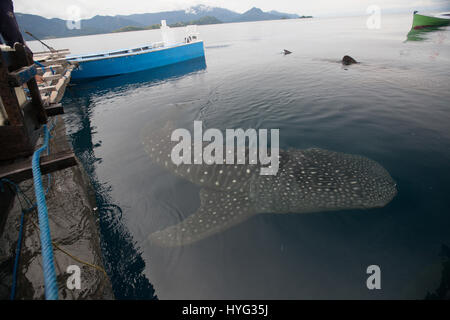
[406, 26, 442, 41]
[412, 13, 450, 29]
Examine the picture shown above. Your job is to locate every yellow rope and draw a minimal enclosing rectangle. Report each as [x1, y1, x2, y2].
[29, 218, 107, 276]
[51, 242, 107, 276]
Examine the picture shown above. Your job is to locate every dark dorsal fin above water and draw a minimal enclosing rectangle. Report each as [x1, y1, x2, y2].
[342, 55, 358, 65]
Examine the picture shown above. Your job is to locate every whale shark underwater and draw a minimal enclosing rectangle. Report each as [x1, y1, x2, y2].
[142, 122, 397, 247]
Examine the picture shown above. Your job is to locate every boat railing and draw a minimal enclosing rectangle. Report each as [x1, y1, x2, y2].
[67, 37, 200, 62]
[109, 50, 130, 56]
[185, 25, 200, 43]
[152, 42, 164, 49]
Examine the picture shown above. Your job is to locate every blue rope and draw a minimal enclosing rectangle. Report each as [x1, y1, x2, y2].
[0, 179, 35, 300]
[10, 209, 26, 300]
[32, 124, 58, 300]
[34, 60, 54, 75]
[34, 60, 46, 74]
[2, 174, 51, 300]
[1, 118, 58, 300]
[0, 178, 34, 208]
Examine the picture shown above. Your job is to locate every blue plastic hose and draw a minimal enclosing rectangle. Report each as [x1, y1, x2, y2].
[31, 124, 58, 300]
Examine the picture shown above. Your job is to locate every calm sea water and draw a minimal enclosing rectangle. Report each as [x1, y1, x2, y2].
[29, 14, 450, 299]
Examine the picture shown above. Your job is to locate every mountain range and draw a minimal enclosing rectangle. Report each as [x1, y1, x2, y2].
[16, 6, 308, 40]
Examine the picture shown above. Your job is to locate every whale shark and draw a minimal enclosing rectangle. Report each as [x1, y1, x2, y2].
[142, 122, 397, 247]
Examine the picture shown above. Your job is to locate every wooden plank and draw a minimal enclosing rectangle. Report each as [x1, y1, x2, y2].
[22, 101, 43, 145]
[45, 103, 64, 116]
[14, 87, 27, 107]
[7, 65, 37, 86]
[0, 85, 23, 126]
[0, 125, 33, 160]
[36, 58, 67, 66]
[0, 49, 15, 69]
[39, 85, 57, 93]
[36, 65, 64, 75]
[50, 69, 71, 104]
[35, 53, 68, 61]
[33, 49, 70, 56]
[14, 44, 47, 125]
[45, 65, 64, 70]
[35, 55, 51, 62]
[0, 95, 7, 125]
[40, 95, 48, 105]
[0, 53, 24, 126]
[0, 149, 77, 183]
[42, 74, 62, 82]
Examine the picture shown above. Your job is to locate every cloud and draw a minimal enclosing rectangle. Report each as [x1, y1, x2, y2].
[13, 0, 450, 19]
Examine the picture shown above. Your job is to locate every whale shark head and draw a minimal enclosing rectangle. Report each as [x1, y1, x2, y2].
[141, 122, 397, 247]
[250, 148, 397, 214]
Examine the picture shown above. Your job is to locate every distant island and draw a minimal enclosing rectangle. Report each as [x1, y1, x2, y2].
[16, 6, 312, 40]
[113, 16, 223, 33]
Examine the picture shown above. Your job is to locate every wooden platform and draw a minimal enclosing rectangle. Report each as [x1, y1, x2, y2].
[0, 115, 77, 184]
[33, 49, 77, 107]
[0, 150, 76, 183]
[0, 44, 75, 161]
[1, 43, 47, 160]
[0, 44, 78, 220]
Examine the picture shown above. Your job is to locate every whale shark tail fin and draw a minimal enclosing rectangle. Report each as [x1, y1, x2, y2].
[147, 188, 256, 247]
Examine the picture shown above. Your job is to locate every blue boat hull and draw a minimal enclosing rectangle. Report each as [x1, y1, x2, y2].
[70, 41, 205, 80]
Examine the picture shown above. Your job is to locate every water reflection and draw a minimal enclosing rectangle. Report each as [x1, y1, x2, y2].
[70, 56, 207, 89]
[62, 58, 206, 298]
[425, 244, 450, 300]
[406, 26, 447, 42]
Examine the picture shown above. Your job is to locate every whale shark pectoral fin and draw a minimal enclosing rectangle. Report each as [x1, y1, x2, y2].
[148, 188, 256, 247]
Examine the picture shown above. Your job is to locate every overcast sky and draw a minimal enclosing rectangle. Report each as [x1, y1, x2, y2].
[13, 0, 450, 19]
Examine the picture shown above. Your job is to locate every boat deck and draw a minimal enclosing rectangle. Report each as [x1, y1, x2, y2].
[67, 40, 205, 80]
[65, 41, 198, 62]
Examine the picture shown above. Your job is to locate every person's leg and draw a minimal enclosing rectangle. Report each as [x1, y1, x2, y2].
[0, 0, 26, 47]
